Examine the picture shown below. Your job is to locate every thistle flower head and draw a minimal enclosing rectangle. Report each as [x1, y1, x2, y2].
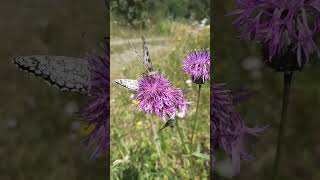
[183, 49, 210, 84]
[81, 37, 109, 157]
[232, 0, 320, 70]
[211, 83, 265, 174]
[211, 84, 234, 146]
[136, 73, 189, 122]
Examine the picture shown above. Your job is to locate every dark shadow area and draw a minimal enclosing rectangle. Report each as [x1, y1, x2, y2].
[212, 1, 320, 180]
[0, 1, 108, 179]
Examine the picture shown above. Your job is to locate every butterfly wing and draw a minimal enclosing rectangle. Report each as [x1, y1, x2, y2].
[114, 79, 139, 91]
[13, 55, 90, 94]
[141, 36, 154, 73]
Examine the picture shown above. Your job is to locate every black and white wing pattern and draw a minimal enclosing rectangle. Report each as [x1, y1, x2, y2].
[114, 79, 138, 91]
[114, 36, 156, 91]
[141, 36, 154, 73]
[13, 55, 90, 94]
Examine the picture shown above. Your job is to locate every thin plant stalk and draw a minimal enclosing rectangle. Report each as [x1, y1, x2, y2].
[272, 71, 293, 180]
[175, 120, 195, 178]
[176, 120, 189, 154]
[152, 122, 163, 155]
[148, 116, 165, 167]
[190, 84, 202, 147]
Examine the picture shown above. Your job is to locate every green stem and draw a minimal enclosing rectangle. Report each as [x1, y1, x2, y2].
[151, 121, 162, 155]
[176, 120, 195, 178]
[176, 121, 189, 155]
[148, 116, 166, 167]
[190, 84, 202, 147]
[271, 72, 293, 180]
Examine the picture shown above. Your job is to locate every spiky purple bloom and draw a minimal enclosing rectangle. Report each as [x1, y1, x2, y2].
[183, 50, 210, 84]
[211, 84, 234, 168]
[136, 73, 189, 122]
[211, 84, 233, 146]
[211, 83, 265, 173]
[81, 37, 109, 157]
[232, 0, 320, 70]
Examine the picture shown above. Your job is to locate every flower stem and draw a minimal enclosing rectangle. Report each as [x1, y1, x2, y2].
[190, 84, 202, 147]
[147, 116, 166, 167]
[151, 121, 163, 156]
[176, 120, 195, 178]
[272, 71, 293, 180]
[176, 121, 188, 154]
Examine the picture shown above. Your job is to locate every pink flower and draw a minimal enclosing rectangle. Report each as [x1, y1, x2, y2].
[136, 73, 189, 122]
[183, 50, 210, 84]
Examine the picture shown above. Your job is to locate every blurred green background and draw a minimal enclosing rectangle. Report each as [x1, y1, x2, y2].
[0, 1, 107, 179]
[110, 0, 210, 179]
[213, 1, 320, 180]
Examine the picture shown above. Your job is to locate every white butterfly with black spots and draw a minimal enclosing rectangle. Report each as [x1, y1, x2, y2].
[114, 36, 156, 91]
[13, 55, 90, 95]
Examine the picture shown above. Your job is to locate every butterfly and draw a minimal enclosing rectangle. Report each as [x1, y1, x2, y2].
[114, 36, 155, 92]
[13, 55, 90, 95]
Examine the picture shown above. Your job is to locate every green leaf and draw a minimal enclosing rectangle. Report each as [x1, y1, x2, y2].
[192, 152, 210, 160]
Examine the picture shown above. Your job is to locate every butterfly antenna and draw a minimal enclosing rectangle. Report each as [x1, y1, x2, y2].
[128, 40, 143, 62]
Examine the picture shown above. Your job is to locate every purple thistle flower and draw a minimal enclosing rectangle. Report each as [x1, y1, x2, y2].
[211, 83, 265, 174]
[136, 73, 189, 122]
[183, 50, 210, 84]
[81, 37, 109, 157]
[211, 83, 234, 167]
[231, 0, 320, 70]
